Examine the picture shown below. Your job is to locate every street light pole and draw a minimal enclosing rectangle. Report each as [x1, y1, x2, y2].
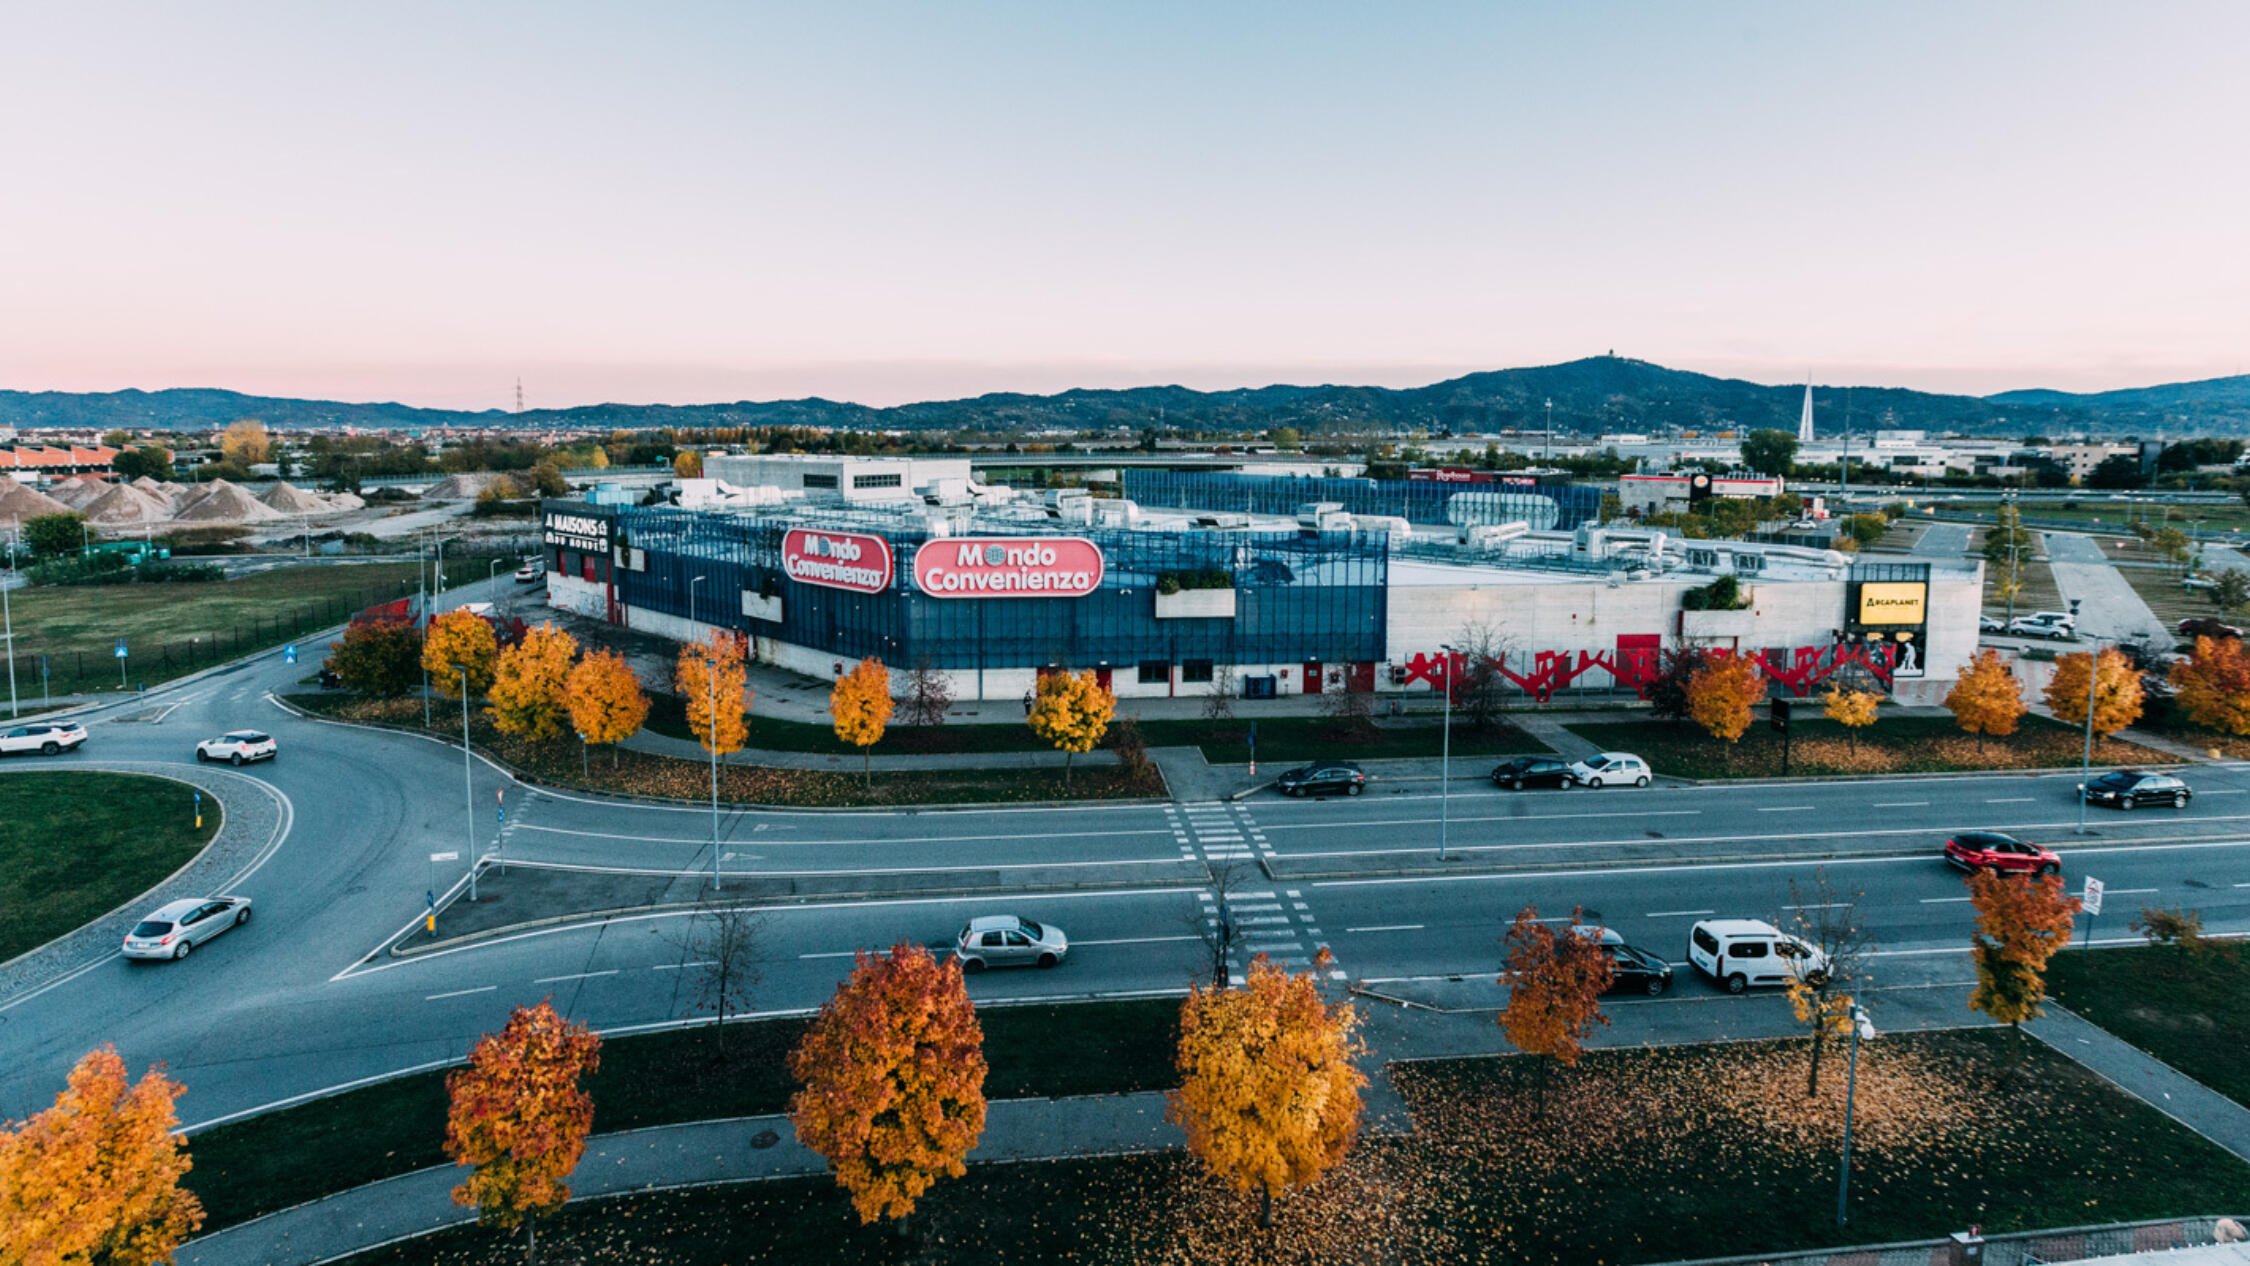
[1835, 1004, 1874, 1226]
[3, 526, 19, 719]
[1439, 642, 1456, 863]
[707, 658, 722, 892]
[461, 668, 479, 902]
[690, 574, 706, 629]
[419, 536, 431, 728]
[2072, 596, 2096, 836]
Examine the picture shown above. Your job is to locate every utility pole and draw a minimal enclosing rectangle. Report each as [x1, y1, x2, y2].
[461, 668, 479, 901]
[1543, 399, 1553, 465]
[419, 535, 431, 728]
[3, 526, 19, 719]
[707, 658, 722, 891]
[1834, 1004, 1875, 1225]
[1438, 642, 1456, 863]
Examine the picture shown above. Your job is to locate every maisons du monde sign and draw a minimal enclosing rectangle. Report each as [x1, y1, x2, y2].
[542, 508, 612, 553]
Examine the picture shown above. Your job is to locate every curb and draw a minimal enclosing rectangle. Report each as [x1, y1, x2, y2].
[1673, 759, 2185, 788]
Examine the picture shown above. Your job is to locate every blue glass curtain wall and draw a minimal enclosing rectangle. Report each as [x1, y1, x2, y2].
[1119, 469, 1602, 530]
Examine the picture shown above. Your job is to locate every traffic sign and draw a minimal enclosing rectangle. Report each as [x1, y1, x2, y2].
[430, 851, 460, 863]
[2082, 876, 2105, 917]
[114, 639, 128, 659]
[283, 644, 297, 665]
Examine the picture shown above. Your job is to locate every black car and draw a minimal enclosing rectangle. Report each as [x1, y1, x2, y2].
[1491, 756, 1575, 790]
[1571, 926, 1673, 996]
[1275, 762, 1366, 797]
[2079, 770, 2192, 810]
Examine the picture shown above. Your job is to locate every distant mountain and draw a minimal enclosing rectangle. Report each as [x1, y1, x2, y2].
[7, 357, 2247, 438]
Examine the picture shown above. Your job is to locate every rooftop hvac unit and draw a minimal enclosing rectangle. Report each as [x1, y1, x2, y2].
[1294, 501, 1344, 520]
[1463, 522, 1530, 551]
[1191, 512, 1251, 530]
[1353, 514, 1412, 537]
[1091, 498, 1140, 526]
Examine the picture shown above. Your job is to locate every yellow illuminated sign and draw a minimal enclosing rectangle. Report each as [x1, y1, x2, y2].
[1857, 581, 1928, 626]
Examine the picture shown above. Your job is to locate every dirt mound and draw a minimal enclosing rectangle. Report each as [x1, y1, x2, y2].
[260, 481, 333, 514]
[0, 480, 74, 526]
[80, 481, 175, 526]
[174, 479, 284, 524]
[45, 477, 111, 509]
[321, 491, 365, 511]
[423, 472, 503, 500]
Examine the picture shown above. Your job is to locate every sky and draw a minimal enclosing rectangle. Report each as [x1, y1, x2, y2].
[2, 2, 2246, 411]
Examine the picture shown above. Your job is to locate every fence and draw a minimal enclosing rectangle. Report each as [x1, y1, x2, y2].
[1657, 1213, 2244, 1266]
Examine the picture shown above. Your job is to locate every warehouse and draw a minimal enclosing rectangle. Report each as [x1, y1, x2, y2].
[539, 460, 1978, 707]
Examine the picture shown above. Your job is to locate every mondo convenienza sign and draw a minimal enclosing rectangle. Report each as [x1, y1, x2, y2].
[913, 537, 1105, 599]
[1855, 581, 1929, 627]
[782, 528, 895, 594]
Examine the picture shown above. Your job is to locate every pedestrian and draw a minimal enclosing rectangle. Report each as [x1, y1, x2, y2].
[1021, 688, 1034, 716]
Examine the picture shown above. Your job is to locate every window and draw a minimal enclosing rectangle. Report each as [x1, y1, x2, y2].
[851, 473, 902, 489]
[1731, 941, 1768, 960]
[1181, 659, 1215, 683]
[802, 473, 838, 489]
[981, 931, 1005, 948]
[1137, 660, 1171, 684]
[1005, 930, 1031, 948]
[1692, 927, 1719, 955]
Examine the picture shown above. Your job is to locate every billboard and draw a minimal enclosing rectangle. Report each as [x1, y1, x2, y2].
[913, 537, 1105, 599]
[1855, 581, 1928, 627]
[782, 528, 894, 594]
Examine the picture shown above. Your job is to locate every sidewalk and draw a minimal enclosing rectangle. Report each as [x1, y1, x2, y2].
[2029, 1006, 2250, 1164]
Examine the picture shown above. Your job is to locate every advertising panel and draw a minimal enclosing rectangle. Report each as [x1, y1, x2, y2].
[913, 536, 1105, 599]
[1856, 581, 1929, 627]
[782, 528, 894, 594]
[541, 508, 612, 553]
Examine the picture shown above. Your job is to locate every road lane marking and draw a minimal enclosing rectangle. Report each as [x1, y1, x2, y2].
[510, 823, 1173, 848]
[425, 986, 497, 1000]
[1756, 806, 1816, 813]
[532, 970, 619, 983]
[1073, 935, 1202, 947]
[1872, 801, 1930, 808]
[652, 961, 717, 971]
[1344, 923, 1425, 934]
[2107, 887, 2159, 894]
[1258, 809, 1701, 832]
[1986, 797, 2037, 804]
[1920, 897, 1973, 904]
[1646, 909, 1714, 918]
[1784, 902, 1848, 910]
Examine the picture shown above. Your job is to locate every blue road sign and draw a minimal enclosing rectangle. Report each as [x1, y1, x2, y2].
[114, 639, 128, 659]
[497, 806, 506, 823]
[284, 644, 297, 664]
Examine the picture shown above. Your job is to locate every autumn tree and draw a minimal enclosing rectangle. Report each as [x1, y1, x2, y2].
[487, 623, 580, 742]
[424, 608, 500, 701]
[1822, 682, 1882, 754]
[674, 631, 749, 755]
[1780, 872, 1874, 1095]
[564, 648, 649, 767]
[899, 655, 953, 728]
[218, 418, 272, 467]
[2042, 646, 2144, 736]
[2171, 635, 2250, 737]
[1169, 957, 1365, 1228]
[328, 616, 423, 698]
[672, 450, 704, 479]
[829, 657, 894, 785]
[1496, 906, 1613, 1114]
[789, 942, 987, 1226]
[1966, 869, 2081, 1029]
[0, 1047, 202, 1266]
[1686, 652, 1763, 742]
[1945, 648, 2028, 753]
[672, 901, 764, 1066]
[445, 1001, 602, 1265]
[1026, 668, 1115, 785]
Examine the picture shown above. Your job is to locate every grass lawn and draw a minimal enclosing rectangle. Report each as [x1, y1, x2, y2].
[649, 695, 1549, 765]
[2049, 941, 2250, 1108]
[9, 562, 426, 695]
[286, 694, 1168, 807]
[338, 1028, 2250, 1266]
[187, 998, 1179, 1230]
[0, 771, 220, 962]
[1566, 712, 2173, 780]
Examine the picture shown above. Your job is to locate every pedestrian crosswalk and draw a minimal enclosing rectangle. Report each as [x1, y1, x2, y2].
[1168, 801, 1342, 986]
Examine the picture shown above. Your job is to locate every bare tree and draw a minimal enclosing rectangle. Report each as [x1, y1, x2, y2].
[1318, 677, 1378, 739]
[900, 656, 953, 728]
[1449, 623, 1521, 731]
[1201, 664, 1237, 721]
[1189, 863, 1254, 987]
[1779, 871, 1877, 1096]
[668, 901, 766, 1067]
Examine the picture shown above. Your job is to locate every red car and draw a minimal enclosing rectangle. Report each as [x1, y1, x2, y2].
[1944, 831, 2060, 876]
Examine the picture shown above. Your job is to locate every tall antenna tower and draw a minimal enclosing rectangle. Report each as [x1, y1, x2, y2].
[514, 378, 525, 414]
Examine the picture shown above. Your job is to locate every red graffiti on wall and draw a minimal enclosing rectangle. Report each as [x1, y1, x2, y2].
[1401, 639, 1893, 703]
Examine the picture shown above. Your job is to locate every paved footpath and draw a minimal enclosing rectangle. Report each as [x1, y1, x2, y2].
[2029, 1006, 2250, 1164]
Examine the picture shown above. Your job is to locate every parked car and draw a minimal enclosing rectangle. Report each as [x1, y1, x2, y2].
[196, 731, 278, 765]
[1571, 925, 1674, 996]
[513, 560, 542, 583]
[1276, 762, 1366, 797]
[1943, 830, 2060, 876]
[0, 721, 88, 756]
[2079, 770, 2192, 810]
[1565, 752, 1652, 788]
[2178, 616, 2245, 641]
[1491, 755, 1576, 790]
[1979, 614, 2008, 634]
[2007, 611, 2076, 640]
[121, 896, 252, 961]
[1687, 919, 1828, 994]
[952, 915, 1067, 972]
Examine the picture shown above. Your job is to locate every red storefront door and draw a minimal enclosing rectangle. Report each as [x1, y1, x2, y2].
[1302, 661, 1324, 694]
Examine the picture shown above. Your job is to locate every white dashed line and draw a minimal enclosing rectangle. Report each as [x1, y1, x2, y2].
[425, 986, 497, 1001]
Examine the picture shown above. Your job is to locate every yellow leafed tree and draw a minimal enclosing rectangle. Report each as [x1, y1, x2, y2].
[422, 609, 499, 701]
[2170, 636, 2250, 737]
[487, 623, 579, 742]
[1944, 648, 2028, 752]
[2042, 647, 2143, 736]
[829, 657, 894, 785]
[218, 418, 271, 467]
[1169, 957, 1365, 1228]
[674, 631, 749, 755]
[565, 648, 650, 766]
[673, 450, 703, 479]
[1685, 653, 1763, 743]
[445, 1002, 602, 1264]
[1026, 669, 1114, 785]
[0, 1046, 203, 1266]
[1822, 682, 1882, 753]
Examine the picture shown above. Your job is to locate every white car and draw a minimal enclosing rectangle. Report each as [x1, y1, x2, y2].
[1566, 752, 1652, 788]
[0, 722, 87, 756]
[1688, 919, 1829, 995]
[513, 560, 542, 583]
[197, 730, 277, 765]
[953, 915, 1069, 972]
[2007, 612, 2076, 640]
[123, 896, 252, 961]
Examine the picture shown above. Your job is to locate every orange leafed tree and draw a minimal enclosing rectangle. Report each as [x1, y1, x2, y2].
[1685, 652, 1763, 742]
[674, 631, 749, 756]
[564, 648, 649, 766]
[1496, 905, 1614, 1114]
[487, 623, 580, 742]
[789, 942, 987, 1225]
[1168, 956, 1365, 1228]
[829, 657, 895, 785]
[445, 1001, 603, 1264]
[2042, 647, 2143, 736]
[423, 609, 500, 701]
[2171, 635, 2250, 737]
[1822, 682, 1882, 752]
[672, 450, 703, 479]
[0, 1046, 202, 1266]
[1966, 869, 2081, 1027]
[1026, 669, 1115, 785]
[1944, 648, 2028, 752]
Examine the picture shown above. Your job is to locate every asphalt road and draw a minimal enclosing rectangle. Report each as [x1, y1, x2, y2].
[4, 583, 2249, 1132]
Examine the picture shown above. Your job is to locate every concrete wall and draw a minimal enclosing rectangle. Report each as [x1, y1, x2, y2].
[547, 573, 606, 620]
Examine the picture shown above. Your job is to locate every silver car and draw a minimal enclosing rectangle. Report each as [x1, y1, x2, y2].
[197, 730, 278, 765]
[122, 896, 253, 961]
[0, 722, 88, 756]
[954, 915, 1068, 972]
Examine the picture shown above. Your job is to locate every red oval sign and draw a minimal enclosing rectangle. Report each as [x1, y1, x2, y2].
[782, 528, 894, 594]
[913, 536, 1105, 599]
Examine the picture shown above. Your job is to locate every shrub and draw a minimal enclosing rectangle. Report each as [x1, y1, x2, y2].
[2132, 907, 2207, 956]
[1680, 574, 1749, 611]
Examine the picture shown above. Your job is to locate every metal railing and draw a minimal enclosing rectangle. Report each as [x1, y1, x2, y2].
[1654, 1213, 2245, 1266]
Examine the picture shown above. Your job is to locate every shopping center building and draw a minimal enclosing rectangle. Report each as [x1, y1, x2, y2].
[540, 457, 1979, 706]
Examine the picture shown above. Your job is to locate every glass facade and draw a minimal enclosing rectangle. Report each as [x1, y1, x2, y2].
[1120, 469, 1604, 530]
[605, 504, 1388, 670]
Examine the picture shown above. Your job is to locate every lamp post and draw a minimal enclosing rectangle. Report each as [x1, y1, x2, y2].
[1439, 641, 1456, 863]
[690, 574, 706, 629]
[488, 558, 504, 587]
[419, 535, 432, 728]
[1834, 1003, 1877, 1226]
[3, 526, 19, 719]
[706, 653, 722, 892]
[461, 668, 479, 902]
[2072, 596, 2097, 836]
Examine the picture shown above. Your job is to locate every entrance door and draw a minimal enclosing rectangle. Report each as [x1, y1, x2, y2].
[1094, 665, 1113, 693]
[1302, 661, 1324, 694]
[1347, 662, 1376, 693]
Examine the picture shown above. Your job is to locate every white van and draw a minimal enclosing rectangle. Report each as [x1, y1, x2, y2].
[1687, 919, 1828, 994]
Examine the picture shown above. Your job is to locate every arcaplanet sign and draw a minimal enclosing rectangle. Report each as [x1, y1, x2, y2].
[913, 537, 1104, 599]
[1856, 581, 1928, 626]
[782, 528, 893, 594]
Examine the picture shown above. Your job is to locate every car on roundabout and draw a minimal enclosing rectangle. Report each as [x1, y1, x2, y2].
[0, 721, 87, 756]
[1944, 830, 2060, 876]
[1570, 925, 1674, 995]
[953, 915, 1068, 972]
[2079, 770, 2191, 810]
[196, 731, 277, 765]
[1275, 762, 1367, 797]
[122, 896, 252, 961]
[1564, 752, 1652, 788]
